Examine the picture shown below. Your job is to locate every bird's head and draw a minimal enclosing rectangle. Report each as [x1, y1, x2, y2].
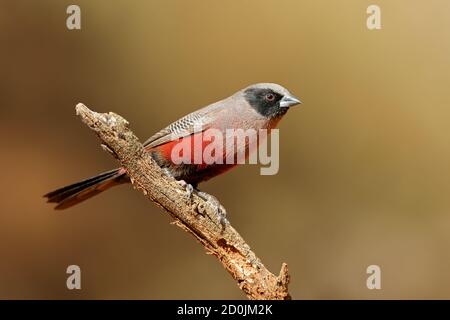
[243, 83, 302, 118]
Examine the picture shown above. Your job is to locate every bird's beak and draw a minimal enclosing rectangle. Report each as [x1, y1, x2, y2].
[279, 94, 302, 108]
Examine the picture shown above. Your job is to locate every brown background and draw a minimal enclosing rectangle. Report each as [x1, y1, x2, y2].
[1, 0, 450, 299]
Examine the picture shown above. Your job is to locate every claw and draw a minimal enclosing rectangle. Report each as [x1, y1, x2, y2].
[161, 167, 226, 227]
[161, 169, 194, 199]
[177, 180, 194, 199]
[162, 168, 175, 178]
[197, 190, 228, 229]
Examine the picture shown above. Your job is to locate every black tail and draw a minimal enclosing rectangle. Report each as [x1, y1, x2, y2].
[44, 168, 128, 210]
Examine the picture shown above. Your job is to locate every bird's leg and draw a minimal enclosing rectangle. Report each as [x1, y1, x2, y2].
[161, 168, 226, 227]
[196, 190, 228, 229]
[162, 168, 193, 199]
[177, 180, 194, 199]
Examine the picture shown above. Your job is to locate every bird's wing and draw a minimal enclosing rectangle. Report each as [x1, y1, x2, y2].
[143, 105, 223, 149]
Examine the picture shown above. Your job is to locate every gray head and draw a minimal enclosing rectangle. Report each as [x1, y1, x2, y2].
[242, 83, 302, 118]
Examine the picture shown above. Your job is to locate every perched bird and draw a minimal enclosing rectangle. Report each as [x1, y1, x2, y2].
[44, 83, 301, 213]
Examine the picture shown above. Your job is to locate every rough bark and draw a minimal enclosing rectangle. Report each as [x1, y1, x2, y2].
[75, 103, 291, 300]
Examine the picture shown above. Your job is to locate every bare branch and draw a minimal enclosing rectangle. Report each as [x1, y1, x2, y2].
[75, 103, 291, 300]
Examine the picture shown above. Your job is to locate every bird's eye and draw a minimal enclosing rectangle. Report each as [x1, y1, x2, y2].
[265, 93, 275, 102]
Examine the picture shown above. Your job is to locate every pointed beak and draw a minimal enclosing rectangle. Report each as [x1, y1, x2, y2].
[279, 94, 302, 108]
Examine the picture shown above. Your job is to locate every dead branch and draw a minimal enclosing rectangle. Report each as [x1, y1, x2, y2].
[75, 103, 291, 300]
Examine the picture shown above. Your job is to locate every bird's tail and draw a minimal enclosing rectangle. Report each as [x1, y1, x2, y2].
[44, 168, 128, 210]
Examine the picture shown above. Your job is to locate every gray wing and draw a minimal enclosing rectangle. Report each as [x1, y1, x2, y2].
[143, 105, 221, 149]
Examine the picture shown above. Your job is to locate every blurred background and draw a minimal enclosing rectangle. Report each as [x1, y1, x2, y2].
[1, 0, 450, 299]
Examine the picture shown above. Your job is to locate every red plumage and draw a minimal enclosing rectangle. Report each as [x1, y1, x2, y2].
[45, 83, 301, 209]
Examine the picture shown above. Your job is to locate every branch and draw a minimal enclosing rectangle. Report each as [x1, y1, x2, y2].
[75, 103, 291, 300]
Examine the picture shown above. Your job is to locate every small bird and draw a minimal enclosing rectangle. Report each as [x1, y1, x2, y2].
[45, 83, 301, 213]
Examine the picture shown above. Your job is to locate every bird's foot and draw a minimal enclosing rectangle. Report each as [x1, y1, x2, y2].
[197, 190, 228, 229]
[177, 180, 194, 199]
[161, 169, 194, 199]
[162, 167, 175, 179]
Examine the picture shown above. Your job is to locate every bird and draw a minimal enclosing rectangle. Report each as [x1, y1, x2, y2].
[44, 83, 301, 216]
